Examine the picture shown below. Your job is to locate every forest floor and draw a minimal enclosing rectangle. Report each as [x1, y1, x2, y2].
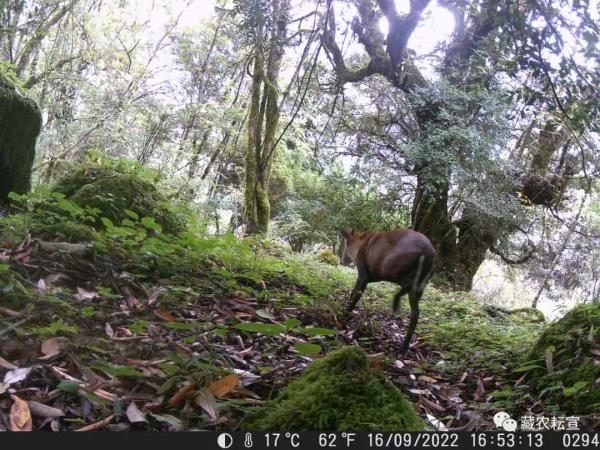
[0, 220, 564, 431]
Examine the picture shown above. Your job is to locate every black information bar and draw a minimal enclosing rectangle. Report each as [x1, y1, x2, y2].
[0, 431, 598, 450]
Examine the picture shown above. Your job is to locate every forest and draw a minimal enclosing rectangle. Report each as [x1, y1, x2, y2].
[0, 0, 599, 433]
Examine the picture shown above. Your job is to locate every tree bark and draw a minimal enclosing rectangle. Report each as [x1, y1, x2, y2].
[243, 0, 289, 235]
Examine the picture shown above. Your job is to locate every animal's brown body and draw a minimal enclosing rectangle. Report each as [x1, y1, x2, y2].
[339, 228, 436, 353]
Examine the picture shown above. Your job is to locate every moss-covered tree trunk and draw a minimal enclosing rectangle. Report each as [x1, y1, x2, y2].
[243, 0, 288, 235]
[0, 72, 42, 202]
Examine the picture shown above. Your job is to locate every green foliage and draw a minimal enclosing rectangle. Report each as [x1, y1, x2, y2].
[270, 170, 410, 251]
[54, 164, 186, 235]
[27, 319, 79, 337]
[525, 303, 600, 414]
[244, 347, 426, 431]
[417, 289, 543, 376]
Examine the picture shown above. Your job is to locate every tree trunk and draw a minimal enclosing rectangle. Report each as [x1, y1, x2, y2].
[243, 0, 288, 235]
[0, 72, 42, 201]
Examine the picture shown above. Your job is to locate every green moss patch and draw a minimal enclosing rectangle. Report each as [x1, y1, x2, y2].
[33, 221, 100, 243]
[526, 303, 600, 414]
[54, 167, 185, 234]
[243, 346, 426, 431]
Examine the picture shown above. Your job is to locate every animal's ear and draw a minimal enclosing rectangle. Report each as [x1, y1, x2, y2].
[341, 229, 351, 239]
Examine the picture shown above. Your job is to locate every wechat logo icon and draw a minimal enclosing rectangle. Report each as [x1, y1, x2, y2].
[494, 411, 518, 432]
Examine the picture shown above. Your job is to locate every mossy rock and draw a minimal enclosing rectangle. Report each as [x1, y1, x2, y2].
[244, 347, 426, 431]
[0, 72, 42, 201]
[54, 167, 185, 234]
[527, 303, 600, 414]
[33, 222, 100, 243]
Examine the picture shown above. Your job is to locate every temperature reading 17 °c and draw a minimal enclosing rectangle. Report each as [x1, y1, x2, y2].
[264, 433, 300, 447]
[319, 433, 357, 447]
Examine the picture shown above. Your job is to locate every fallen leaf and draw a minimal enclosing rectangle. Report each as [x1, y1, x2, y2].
[256, 309, 275, 320]
[168, 381, 196, 408]
[208, 374, 240, 399]
[419, 375, 438, 383]
[154, 308, 177, 322]
[3, 367, 30, 385]
[194, 389, 218, 419]
[459, 372, 468, 383]
[0, 355, 18, 370]
[37, 278, 46, 294]
[28, 401, 64, 418]
[126, 402, 147, 424]
[394, 360, 405, 370]
[74, 287, 98, 301]
[41, 337, 65, 357]
[10, 395, 32, 431]
[426, 413, 449, 431]
[105, 322, 115, 338]
[408, 388, 431, 395]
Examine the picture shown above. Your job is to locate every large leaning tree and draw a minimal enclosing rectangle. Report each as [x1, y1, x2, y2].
[321, 0, 599, 290]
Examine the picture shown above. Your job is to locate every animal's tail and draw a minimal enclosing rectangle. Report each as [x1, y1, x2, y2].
[412, 254, 435, 293]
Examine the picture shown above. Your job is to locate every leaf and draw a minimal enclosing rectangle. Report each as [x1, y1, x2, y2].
[154, 308, 177, 322]
[124, 209, 139, 220]
[419, 375, 438, 383]
[149, 413, 182, 426]
[105, 366, 145, 378]
[0, 262, 10, 273]
[28, 401, 64, 419]
[100, 217, 115, 229]
[168, 381, 197, 408]
[56, 198, 77, 212]
[126, 402, 147, 424]
[194, 389, 218, 419]
[301, 327, 337, 337]
[294, 343, 321, 355]
[234, 322, 284, 336]
[208, 374, 240, 399]
[41, 337, 64, 356]
[10, 395, 32, 431]
[3, 367, 30, 385]
[141, 217, 162, 233]
[7, 192, 23, 202]
[283, 318, 301, 329]
[512, 363, 543, 373]
[57, 380, 80, 394]
[256, 309, 275, 320]
[163, 322, 202, 330]
[37, 278, 46, 293]
[74, 287, 98, 301]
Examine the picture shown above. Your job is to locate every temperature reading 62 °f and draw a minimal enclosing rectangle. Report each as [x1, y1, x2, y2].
[264, 433, 300, 447]
[319, 433, 357, 447]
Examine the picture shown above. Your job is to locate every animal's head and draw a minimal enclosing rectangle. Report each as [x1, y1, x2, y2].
[338, 229, 368, 266]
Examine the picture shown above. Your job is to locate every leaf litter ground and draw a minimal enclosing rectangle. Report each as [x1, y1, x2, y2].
[1, 234, 596, 431]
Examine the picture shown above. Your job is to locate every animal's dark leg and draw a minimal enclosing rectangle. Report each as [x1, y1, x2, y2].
[399, 289, 422, 354]
[392, 286, 410, 312]
[346, 275, 368, 314]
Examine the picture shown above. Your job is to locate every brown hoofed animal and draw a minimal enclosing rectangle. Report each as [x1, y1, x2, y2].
[339, 228, 437, 353]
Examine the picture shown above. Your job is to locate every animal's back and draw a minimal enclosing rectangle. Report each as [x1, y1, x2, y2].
[361, 229, 436, 284]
